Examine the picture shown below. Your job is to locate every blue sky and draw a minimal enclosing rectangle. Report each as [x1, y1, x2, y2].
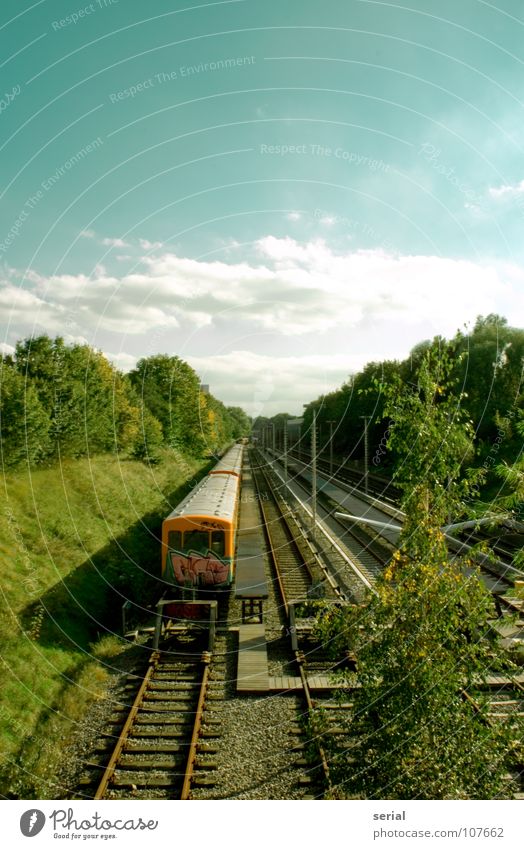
[1, 0, 524, 414]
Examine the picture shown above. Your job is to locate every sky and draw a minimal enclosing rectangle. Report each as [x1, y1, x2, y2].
[1, 0, 524, 416]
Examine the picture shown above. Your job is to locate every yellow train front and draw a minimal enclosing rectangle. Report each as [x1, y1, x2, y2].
[161, 445, 243, 595]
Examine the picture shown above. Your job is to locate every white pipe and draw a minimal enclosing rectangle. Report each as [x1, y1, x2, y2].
[335, 512, 402, 533]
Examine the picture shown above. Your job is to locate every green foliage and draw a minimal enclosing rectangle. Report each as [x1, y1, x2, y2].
[313, 346, 519, 799]
[301, 314, 524, 479]
[13, 336, 134, 458]
[1, 337, 246, 469]
[381, 342, 483, 561]
[226, 405, 251, 439]
[0, 358, 50, 467]
[302, 360, 402, 462]
[452, 315, 524, 445]
[494, 412, 524, 565]
[129, 354, 208, 453]
[130, 404, 164, 463]
[316, 557, 517, 799]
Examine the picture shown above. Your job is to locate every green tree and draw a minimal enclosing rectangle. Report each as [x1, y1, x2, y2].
[452, 315, 524, 446]
[14, 336, 129, 458]
[315, 344, 518, 799]
[129, 355, 207, 454]
[0, 358, 50, 467]
[495, 411, 524, 566]
[226, 405, 251, 439]
[130, 404, 163, 463]
[383, 343, 482, 561]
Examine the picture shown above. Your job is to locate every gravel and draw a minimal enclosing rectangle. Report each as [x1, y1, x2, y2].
[191, 691, 311, 800]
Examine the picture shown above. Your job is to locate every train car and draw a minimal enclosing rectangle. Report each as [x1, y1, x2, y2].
[209, 443, 243, 477]
[161, 448, 242, 593]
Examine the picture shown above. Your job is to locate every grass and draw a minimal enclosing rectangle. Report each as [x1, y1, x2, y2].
[0, 448, 211, 798]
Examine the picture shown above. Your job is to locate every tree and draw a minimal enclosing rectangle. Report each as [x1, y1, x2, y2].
[130, 405, 163, 463]
[14, 336, 130, 458]
[0, 358, 50, 468]
[129, 355, 207, 454]
[226, 406, 251, 439]
[314, 343, 518, 799]
[382, 342, 482, 561]
[452, 316, 524, 445]
[495, 411, 524, 567]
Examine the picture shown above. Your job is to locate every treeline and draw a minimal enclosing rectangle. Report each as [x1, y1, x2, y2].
[261, 315, 524, 473]
[0, 336, 250, 468]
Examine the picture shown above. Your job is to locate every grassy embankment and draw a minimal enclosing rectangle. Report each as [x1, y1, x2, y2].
[0, 449, 211, 798]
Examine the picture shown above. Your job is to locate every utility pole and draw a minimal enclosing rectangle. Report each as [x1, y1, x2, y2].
[311, 411, 317, 537]
[326, 419, 335, 478]
[360, 415, 370, 495]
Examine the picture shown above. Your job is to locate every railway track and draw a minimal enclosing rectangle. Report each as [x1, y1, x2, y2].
[78, 632, 225, 800]
[296, 632, 357, 799]
[266, 449, 391, 590]
[463, 677, 524, 797]
[251, 450, 359, 797]
[289, 447, 401, 504]
[460, 526, 524, 566]
[254, 455, 342, 617]
[274, 448, 524, 622]
[251, 457, 316, 618]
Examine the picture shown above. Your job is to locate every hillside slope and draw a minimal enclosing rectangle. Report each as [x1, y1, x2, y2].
[0, 450, 210, 798]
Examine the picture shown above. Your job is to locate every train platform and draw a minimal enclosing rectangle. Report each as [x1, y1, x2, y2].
[236, 624, 270, 693]
[235, 452, 270, 692]
[235, 457, 269, 623]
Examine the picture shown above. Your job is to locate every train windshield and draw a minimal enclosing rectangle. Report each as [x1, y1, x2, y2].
[168, 530, 182, 550]
[210, 530, 225, 557]
[183, 530, 209, 554]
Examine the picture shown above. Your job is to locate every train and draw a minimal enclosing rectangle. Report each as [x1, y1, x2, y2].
[161, 444, 243, 594]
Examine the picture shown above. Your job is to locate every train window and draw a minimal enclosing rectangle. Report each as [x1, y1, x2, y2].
[184, 530, 209, 554]
[168, 530, 182, 550]
[210, 531, 225, 557]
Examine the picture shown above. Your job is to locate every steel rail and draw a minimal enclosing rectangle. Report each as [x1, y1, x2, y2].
[296, 651, 332, 792]
[252, 460, 312, 615]
[265, 454, 377, 595]
[180, 652, 211, 800]
[94, 653, 159, 800]
[279, 450, 524, 608]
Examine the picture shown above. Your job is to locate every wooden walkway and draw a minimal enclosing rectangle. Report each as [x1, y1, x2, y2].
[236, 624, 270, 693]
[235, 461, 268, 622]
[482, 673, 524, 687]
[268, 675, 348, 692]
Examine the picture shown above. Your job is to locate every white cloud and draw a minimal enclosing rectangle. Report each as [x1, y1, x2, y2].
[79, 229, 95, 239]
[0, 342, 15, 355]
[187, 351, 363, 417]
[488, 179, 524, 199]
[105, 350, 138, 372]
[63, 333, 89, 346]
[0, 282, 67, 332]
[2, 238, 523, 344]
[286, 212, 301, 221]
[102, 237, 130, 248]
[139, 238, 163, 250]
